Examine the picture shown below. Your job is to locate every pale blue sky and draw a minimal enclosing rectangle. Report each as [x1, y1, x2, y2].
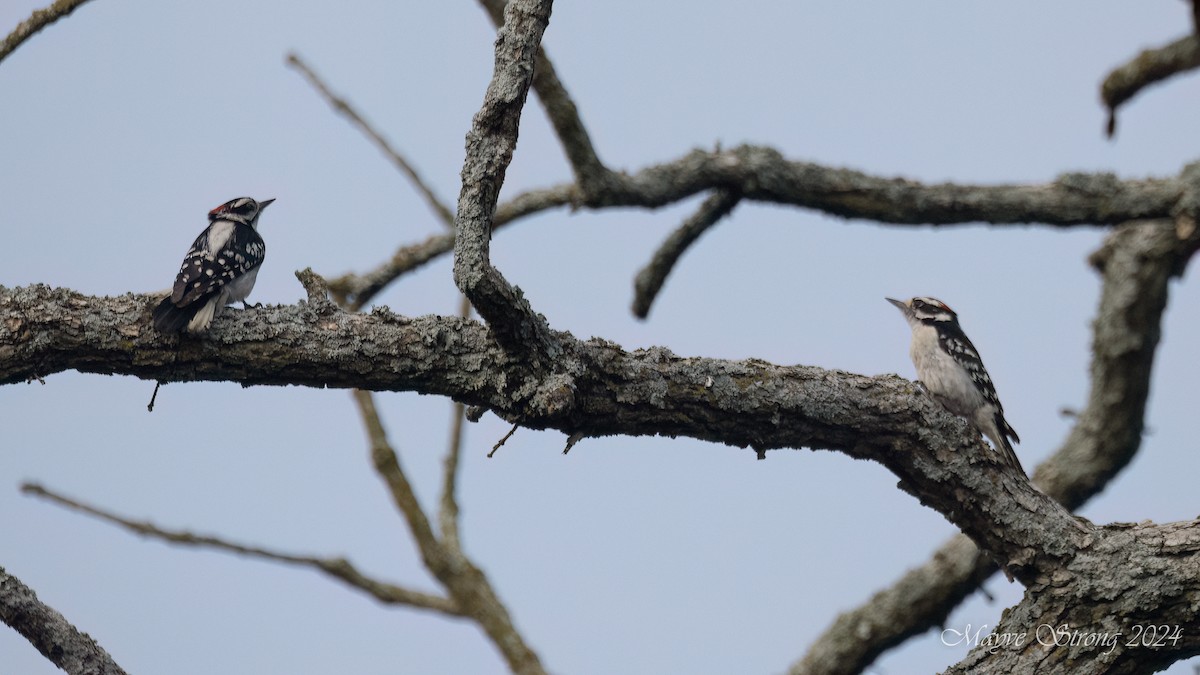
[2, 2, 1198, 673]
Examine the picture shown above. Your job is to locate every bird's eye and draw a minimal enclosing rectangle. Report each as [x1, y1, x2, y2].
[235, 201, 255, 214]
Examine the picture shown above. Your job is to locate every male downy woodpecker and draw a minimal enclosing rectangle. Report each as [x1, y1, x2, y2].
[152, 197, 273, 334]
[886, 296, 1024, 474]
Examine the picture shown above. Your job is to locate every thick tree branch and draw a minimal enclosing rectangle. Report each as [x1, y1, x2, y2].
[1102, 34, 1200, 137]
[0, 563, 127, 675]
[476, 0, 611, 193]
[632, 188, 740, 319]
[790, 218, 1199, 675]
[0, 284, 1090, 583]
[19, 483, 462, 615]
[327, 150, 1190, 308]
[948, 518, 1200, 673]
[0, 0, 95, 66]
[584, 147, 1181, 224]
[453, 0, 562, 367]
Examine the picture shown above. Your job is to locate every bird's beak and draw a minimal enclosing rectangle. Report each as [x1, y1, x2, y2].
[259, 198, 275, 209]
[885, 297, 912, 316]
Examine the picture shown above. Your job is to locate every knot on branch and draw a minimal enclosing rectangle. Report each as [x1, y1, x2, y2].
[295, 268, 337, 310]
[528, 372, 577, 419]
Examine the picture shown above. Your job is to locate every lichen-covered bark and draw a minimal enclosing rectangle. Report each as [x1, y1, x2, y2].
[0, 282, 1086, 579]
[791, 219, 1199, 675]
[947, 520, 1200, 674]
[0, 565, 127, 675]
[453, 0, 561, 368]
[9, 279, 1200, 672]
[330, 156, 1196, 305]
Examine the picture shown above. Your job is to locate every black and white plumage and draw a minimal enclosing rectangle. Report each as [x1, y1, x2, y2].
[886, 296, 1024, 474]
[152, 196, 273, 334]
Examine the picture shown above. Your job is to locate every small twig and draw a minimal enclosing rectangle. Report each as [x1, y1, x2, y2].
[1101, 33, 1200, 137]
[147, 381, 162, 412]
[19, 482, 460, 615]
[0, 0, 96, 66]
[286, 53, 456, 229]
[632, 189, 741, 319]
[562, 431, 584, 455]
[489, 424, 519, 458]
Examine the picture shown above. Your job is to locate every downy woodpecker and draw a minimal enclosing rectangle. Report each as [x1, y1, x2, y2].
[152, 196, 273, 334]
[886, 296, 1023, 473]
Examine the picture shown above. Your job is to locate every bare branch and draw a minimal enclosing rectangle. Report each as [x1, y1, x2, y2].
[19, 483, 462, 615]
[351, 389, 547, 675]
[1101, 33, 1200, 137]
[790, 219, 1197, 675]
[0, 563, 127, 675]
[0, 283, 1093, 581]
[0, 0, 95, 66]
[353, 390, 444, 558]
[475, 0, 611, 191]
[326, 184, 574, 307]
[632, 188, 740, 319]
[453, 0, 562, 367]
[329, 151, 1190, 307]
[488, 423, 519, 458]
[438, 294, 473, 549]
[286, 52, 456, 229]
[440, 401, 468, 547]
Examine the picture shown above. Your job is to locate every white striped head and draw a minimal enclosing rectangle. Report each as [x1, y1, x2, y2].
[886, 296, 958, 328]
[208, 196, 274, 229]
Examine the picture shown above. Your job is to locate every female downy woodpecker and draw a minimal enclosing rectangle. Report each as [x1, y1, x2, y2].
[152, 196, 273, 334]
[886, 296, 1024, 474]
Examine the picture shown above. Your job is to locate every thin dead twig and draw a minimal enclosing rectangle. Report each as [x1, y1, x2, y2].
[19, 482, 461, 615]
[286, 52, 456, 229]
[438, 294, 473, 549]
[488, 423, 519, 458]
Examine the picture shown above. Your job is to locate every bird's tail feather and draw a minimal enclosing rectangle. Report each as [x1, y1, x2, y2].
[995, 414, 1025, 475]
[152, 297, 199, 334]
[186, 299, 219, 333]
